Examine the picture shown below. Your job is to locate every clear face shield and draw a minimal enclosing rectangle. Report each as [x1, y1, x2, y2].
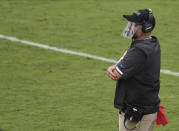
[122, 21, 136, 39]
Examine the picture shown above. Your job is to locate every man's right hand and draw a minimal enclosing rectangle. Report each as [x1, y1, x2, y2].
[107, 64, 118, 80]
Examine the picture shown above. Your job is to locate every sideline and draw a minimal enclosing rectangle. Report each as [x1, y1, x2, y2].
[0, 34, 178, 77]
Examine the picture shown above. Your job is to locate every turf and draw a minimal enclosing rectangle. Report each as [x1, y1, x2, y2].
[0, 0, 179, 131]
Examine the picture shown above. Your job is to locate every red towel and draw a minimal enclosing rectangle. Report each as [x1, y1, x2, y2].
[156, 106, 168, 126]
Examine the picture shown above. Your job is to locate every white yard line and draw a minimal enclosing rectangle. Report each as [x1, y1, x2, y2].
[0, 34, 179, 77]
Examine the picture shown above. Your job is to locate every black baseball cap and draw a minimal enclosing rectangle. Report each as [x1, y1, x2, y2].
[123, 8, 155, 25]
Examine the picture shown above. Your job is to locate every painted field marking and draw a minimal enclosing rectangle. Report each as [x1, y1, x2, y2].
[0, 34, 179, 77]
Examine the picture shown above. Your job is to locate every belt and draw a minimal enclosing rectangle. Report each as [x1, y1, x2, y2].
[121, 103, 159, 115]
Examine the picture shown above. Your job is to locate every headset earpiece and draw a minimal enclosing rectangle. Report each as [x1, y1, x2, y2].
[142, 9, 154, 33]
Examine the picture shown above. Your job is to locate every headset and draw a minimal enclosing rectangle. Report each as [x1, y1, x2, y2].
[142, 8, 155, 33]
[134, 8, 155, 33]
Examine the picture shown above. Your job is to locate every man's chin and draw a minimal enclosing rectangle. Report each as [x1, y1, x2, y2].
[132, 34, 137, 40]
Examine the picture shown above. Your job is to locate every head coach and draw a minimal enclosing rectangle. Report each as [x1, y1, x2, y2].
[107, 8, 161, 131]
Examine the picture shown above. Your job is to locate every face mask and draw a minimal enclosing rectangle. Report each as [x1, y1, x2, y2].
[122, 22, 136, 38]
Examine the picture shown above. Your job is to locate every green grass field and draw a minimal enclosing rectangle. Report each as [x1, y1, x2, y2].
[0, 0, 179, 131]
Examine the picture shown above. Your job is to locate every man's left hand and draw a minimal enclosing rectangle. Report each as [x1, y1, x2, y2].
[107, 65, 121, 80]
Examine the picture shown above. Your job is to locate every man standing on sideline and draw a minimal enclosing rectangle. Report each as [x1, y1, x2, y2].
[107, 9, 161, 131]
